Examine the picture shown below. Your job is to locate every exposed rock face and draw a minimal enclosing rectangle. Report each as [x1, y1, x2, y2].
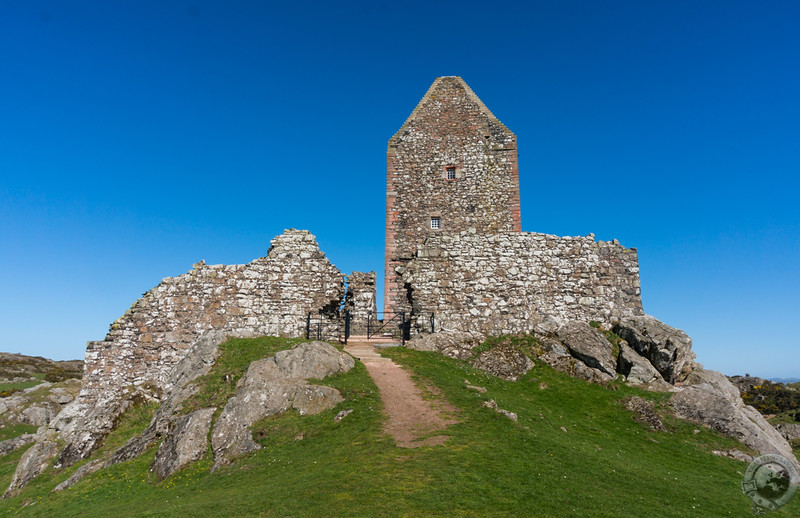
[4, 330, 227, 497]
[272, 342, 355, 380]
[406, 331, 483, 360]
[52, 459, 104, 493]
[412, 317, 689, 391]
[0, 434, 37, 456]
[617, 343, 671, 390]
[557, 322, 617, 377]
[211, 342, 353, 469]
[0, 379, 80, 427]
[404, 232, 643, 337]
[671, 369, 799, 470]
[613, 316, 695, 384]
[151, 408, 216, 481]
[3, 437, 59, 498]
[728, 375, 770, 395]
[471, 346, 533, 381]
[19, 405, 57, 427]
[102, 330, 226, 468]
[775, 423, 800, 442]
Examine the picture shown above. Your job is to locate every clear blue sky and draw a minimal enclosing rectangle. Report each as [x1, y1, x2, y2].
[1, 1, 798, 377]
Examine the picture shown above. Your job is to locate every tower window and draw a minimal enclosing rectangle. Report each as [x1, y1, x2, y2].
[446, 166, 456, 180]
[430, 217, 440, 229]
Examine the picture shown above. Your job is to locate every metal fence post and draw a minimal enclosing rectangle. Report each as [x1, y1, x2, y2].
[430, 312, 435, 334]
[306, 312, 311, 340]
[344, 310, 351, 345]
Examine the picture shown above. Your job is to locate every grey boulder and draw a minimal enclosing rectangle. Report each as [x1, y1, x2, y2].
[557, 321, 617, 377]
[151, 407, 216, 481]
[19, 405, 58, 427]
[0, 434, 37, 457]
[211, 341, 352, 470]
[406, 331, 483, 360]
[671, 369, 799, 471]
[617, 343, 672, 391]
[613, 315, 695, 383]
[775, 423, 800, 442]
[471, 345, 533, 381]
[3, 435, 59, 498]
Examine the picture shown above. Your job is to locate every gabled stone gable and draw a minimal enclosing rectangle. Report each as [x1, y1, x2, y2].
[403, 231, 643, 335]
[385, 77, 522, 317]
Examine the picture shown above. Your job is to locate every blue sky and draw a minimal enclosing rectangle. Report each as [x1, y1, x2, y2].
[1, 1, 798, 377]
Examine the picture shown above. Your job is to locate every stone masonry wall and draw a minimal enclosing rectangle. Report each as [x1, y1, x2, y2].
[344, 271, 377, 333]
[403, 231, 643, 335]
[82, 229, 343, 400]
[385, 77, 521, 317]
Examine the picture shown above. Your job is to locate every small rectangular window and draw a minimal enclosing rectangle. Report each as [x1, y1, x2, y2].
[446, 166, 456, 180]
[430, 217, 440, 229]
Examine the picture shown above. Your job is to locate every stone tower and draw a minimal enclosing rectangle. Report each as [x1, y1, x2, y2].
[384, 77, 522, 317]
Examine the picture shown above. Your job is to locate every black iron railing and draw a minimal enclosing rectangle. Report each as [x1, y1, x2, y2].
[366, 311, 410, 345]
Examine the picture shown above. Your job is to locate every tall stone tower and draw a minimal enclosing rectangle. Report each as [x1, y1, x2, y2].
[384, 77, 521, 317]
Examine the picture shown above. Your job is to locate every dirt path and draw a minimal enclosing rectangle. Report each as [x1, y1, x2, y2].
[345, 341, 456, 447]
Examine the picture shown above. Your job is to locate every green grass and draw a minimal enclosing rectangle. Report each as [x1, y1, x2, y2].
[1, 338, 798, 517]
[0, 379, 43, 398]
[0, 425, 37, 443]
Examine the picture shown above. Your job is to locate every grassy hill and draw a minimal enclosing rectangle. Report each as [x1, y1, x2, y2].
[1, 337, 798, 517]
[0, 353, 82, 398]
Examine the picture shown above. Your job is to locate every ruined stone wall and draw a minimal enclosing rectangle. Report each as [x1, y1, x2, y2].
[385, 76, 521, 317]
[344, 271, 377, 332]
[82, 229, 343, 399]
[403, 231, 643, 335]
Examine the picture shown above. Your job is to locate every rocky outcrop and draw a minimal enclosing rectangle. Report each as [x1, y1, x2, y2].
[3, 436, 59, 498]
[557, 322, 617, 377]
[613, 316, 695, 383]
[0, 434, 37, 456]
[617, 343, 672, 391]
[671, 369, 799, 470]
[471, 346, 533, 381]
[0, 379, 80, 428]
[411, 316, 689, 391]
[151, 408, 216, 480]
[211, 341, 353, 470]
[3, 330, 226, 497]
[19, 405, 57, 427]
[775, 423, 800, 442]
[407, 331, 483, 360]
[728, 375, 770, 395]
[52, 459, 104, 493]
